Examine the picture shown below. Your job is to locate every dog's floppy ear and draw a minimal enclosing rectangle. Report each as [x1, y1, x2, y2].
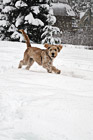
[44, 43, 51, 49]
[57, 45, 63, 52]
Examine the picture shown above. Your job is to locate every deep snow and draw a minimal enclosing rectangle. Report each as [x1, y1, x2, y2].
[0, 41, 93, 140]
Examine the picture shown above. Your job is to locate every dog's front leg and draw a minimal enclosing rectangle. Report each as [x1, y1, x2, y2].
[42, 64, 52, 73]
[52, 66, 61, 74]
[47, 66, 52, 73]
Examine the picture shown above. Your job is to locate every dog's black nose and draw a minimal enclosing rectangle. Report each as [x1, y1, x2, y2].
[52, 53, 54, 56]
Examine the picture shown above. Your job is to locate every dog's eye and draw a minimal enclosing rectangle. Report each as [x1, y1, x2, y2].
[54, 49, 57, 51]
[50, 49, 52, 51]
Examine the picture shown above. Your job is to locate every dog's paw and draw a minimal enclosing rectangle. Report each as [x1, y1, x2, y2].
[18, 65, 22, 68]
[56, 70, 61, 74]
[47, 69, 52, 73]
[26, 66, 30, 70]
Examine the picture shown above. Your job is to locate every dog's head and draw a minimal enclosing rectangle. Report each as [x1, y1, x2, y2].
[44, 44, 63, 59]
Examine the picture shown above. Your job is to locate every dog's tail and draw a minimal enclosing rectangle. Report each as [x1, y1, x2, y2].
[19, 29, 31, 48]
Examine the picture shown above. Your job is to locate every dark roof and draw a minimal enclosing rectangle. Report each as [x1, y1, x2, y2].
[52, 3, 75, 17]
[52, 0, 68, 3]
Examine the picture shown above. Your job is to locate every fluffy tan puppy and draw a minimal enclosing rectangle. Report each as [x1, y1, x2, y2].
[18, 29, 62, 74]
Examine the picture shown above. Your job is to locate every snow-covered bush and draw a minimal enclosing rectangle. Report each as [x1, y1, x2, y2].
[42, 25, 62, 44]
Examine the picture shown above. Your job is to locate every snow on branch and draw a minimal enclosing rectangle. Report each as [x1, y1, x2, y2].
[8, 24, 17, 32]
[2, 6, 16, 13]
[0, 20, 10, 27]
[15, 14, 24, 27]
[31, 6, 40, 15]
[15, 0, 27, 9]
[11, 31, 24, 42]
[25, 12, 44, 26]
[3, 0, 11, 5]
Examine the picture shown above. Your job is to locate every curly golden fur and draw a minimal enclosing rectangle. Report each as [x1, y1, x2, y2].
[18, 29, 63, 74]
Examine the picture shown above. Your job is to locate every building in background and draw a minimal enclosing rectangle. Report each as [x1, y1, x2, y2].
[53, 0, 93, 46]
[51, 0, 76, 31]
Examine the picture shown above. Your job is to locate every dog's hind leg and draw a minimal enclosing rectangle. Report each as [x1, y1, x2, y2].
[18, 54, 29, 68]
[26, 58, 34, 70]
[18, 59, 27, 68]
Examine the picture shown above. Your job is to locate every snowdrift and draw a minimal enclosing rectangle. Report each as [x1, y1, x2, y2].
[0, 41, 93, 140]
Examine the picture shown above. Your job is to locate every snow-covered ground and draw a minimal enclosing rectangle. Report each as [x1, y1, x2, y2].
[0, 41, 93, 140]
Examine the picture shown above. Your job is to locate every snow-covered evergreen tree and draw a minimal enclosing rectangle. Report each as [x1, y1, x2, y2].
[41, 6, 62, 44]
[0, 0, 61, 43]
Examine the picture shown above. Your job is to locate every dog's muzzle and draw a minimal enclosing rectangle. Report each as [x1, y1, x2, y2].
[52, 53, 54, 57]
